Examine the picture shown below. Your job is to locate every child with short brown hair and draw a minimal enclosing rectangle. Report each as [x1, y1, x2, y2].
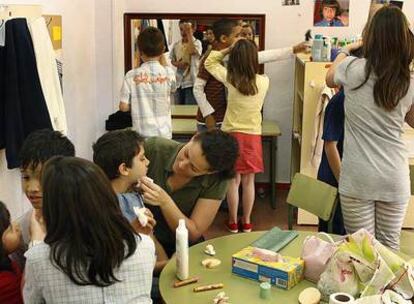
[119, 26, 176, 138]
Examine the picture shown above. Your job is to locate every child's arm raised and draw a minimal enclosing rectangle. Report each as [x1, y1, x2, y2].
[326, 41, 362, 88]
[193, 77, 215, 121]
[258, 42, 308, 64]
[204, 51, 228, 84]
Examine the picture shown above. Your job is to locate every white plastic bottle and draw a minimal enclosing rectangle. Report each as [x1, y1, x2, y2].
[325, 37, 332, 62]
[176, 219, 189, 280]
[311, 34, 324, 62]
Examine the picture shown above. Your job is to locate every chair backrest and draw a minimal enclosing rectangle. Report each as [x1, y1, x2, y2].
[287, 173, 338, 221]
[400, 230, 414, 258]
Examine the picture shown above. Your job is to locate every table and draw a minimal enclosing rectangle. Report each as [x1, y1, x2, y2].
[159, 231, 314, 304]
[172, 119, 282, 209]
[171, 105, 198, 119]
[160, 231, 411, 303]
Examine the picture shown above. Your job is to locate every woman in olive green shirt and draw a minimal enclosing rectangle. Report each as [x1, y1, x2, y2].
[140, 130, 239, 256]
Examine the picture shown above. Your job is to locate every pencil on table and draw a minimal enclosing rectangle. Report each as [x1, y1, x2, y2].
[173, 277, 199, 288]
[193, 283, 224, 292]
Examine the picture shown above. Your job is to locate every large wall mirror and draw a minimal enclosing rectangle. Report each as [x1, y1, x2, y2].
[124, 13, 265, 73]
[123, 13, 265, 107]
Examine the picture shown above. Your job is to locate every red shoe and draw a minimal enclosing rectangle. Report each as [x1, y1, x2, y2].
[242, 222, 253, 233]
[226, 222, 239, 233]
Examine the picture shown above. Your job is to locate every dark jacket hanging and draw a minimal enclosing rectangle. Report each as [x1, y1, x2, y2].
[1, 18, 53, 169]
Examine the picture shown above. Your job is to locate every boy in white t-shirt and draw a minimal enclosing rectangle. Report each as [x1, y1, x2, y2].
[119, 27, 176, 139]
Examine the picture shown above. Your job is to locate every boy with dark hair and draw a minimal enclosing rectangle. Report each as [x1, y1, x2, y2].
[2, 129, 75, 266]
[92, 129, 168, 273]
[93, 130, 152, 224]
[194, 19, 241, 131]
[317, 89, 346, 234]
[119, 26, 176, 139]
[170, 20, 202, 105]
[205, 26, 215, 46]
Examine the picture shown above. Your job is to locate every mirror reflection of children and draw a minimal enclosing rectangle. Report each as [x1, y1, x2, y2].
[240, 23, 254, 41]
[170, 20, 202, 105]
[315, 0, 344, 27]
[205, 26, 215, 45]
[201, 26, 215, 56]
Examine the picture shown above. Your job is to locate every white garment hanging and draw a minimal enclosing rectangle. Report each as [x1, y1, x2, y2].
[310, 84, 336, 170]
[27, 17, 67, 134]
[0, 20, 5, 46]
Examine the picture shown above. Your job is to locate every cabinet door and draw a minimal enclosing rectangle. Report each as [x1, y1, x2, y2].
[299, 62, 330, 178]
[298, 61, 330, 225]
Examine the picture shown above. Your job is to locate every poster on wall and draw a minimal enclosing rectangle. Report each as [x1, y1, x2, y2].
[314, 0, 349, 27]
[282, 0, 300, 5]
[43, 15, 63, 90]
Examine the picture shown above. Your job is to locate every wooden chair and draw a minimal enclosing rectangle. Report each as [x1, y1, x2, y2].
[287, 173, 338, 233]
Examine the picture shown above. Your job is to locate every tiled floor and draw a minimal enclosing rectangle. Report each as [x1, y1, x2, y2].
[204, 189, 317, 240]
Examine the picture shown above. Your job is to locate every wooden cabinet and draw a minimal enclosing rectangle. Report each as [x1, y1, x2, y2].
[291, 54, 330, 225]
[403, 127, 414, 228]
[291, 54, 414, 228]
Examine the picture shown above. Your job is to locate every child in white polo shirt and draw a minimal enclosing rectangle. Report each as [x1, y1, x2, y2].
[119, 27, 176, 138]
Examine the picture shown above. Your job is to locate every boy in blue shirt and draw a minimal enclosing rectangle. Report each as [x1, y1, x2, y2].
[93, 129, 168, 272]
[317, 89, 346, 234]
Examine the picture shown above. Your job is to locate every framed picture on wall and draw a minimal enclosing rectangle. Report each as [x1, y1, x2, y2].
[313, 0, 350, 27]
[282, 0, 300, 5]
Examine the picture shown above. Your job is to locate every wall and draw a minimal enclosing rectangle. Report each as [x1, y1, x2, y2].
[0, 0, 103, 219]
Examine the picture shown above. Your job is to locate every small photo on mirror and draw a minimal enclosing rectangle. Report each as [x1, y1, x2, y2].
[282, 0, 300, 5]
[314, 0, 350, 27]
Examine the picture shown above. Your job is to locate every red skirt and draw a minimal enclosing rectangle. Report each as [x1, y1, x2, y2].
[231, 132, 264, 174]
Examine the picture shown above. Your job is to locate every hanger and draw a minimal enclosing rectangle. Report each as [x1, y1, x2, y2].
[0, 4, 42, 20]
[46, 16, 53, 27]
[0, 4, 12, 21]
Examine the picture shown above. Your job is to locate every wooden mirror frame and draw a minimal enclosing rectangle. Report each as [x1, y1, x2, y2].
[123, 13, 266, 73]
